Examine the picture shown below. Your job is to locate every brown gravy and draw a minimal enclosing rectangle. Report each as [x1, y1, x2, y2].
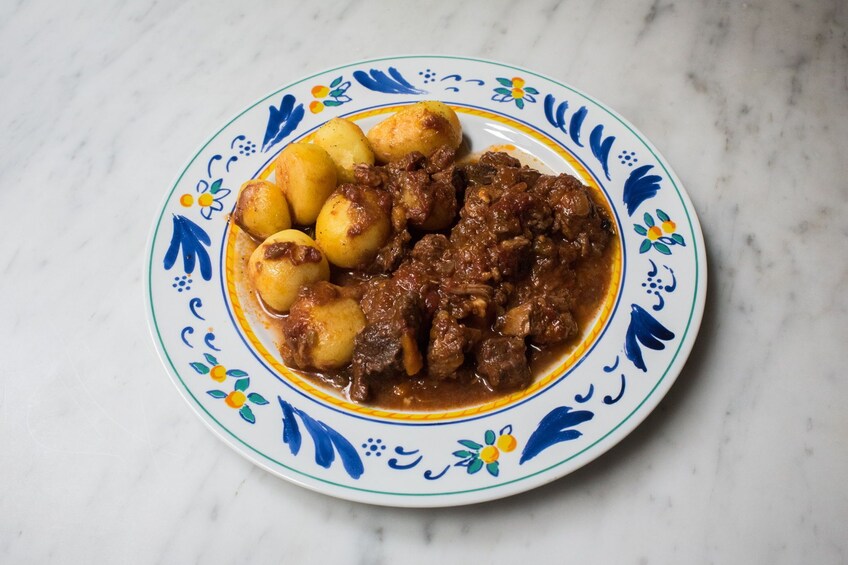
[233, 150, 618, 411]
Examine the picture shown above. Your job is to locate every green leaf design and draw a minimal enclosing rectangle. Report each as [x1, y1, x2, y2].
[484, 430, 496, 445]
[239, 405, 256, 424]
[452, 450, 474, 458]
[204, 353, 218, 366]
[494, 87, 512, 96]
[328, 88, 345, 98]
[190, 362, 209, 374]
[247, 392, 268, 405]
[672, 233, 686, 245]
[639, 239, 653, 254]
[653, 242, 672, 255]
[324, 100, 342, 107]
[644, 213, 655, 227]
[656, 209, 670, 222]
[234, 377, 250, 392]
[486, 461, 500, 477]
[634, 224, 648, 236]
[207, 390, 227, 398]
[226, 369, 247, 377]
[525, 87, 539, 95]
[467, 458, 484, 474]
[209, 179, 223, 194]
[496, 77, 513, 87]
[330, 76, 342, 88]
[458, 439, 482, 450]
[515, 98, 525, 109]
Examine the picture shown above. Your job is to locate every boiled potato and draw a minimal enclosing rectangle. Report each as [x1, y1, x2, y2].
[247, 229, 329, 313]
[281, 282, 366, 370]
[315, 186, 391, 268]
[312, 118, 375, 183]
[367, 101, 462, 163]
[275, 143, 337, 225]
[232, 179, 291, 241]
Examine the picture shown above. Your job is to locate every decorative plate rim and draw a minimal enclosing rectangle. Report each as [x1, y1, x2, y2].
[144, 54, 707, 507]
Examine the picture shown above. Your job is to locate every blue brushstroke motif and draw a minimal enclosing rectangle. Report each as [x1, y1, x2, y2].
[574, 384, 594, 403]
[424, 465, 450, 480]
[569, 106, 588, 147]
[296, 409, 337, 469]
[603, 374, 627, 404]
[279, 397, 302, 455]
[624, 304, 675, 372]
[352, 67, 425, 94]
[163, 215, 212, 280]
[277, 397, 363, 479]
[543, 94, 568, 133]
[204, 332, 221, 351]
[622, 165, 663, 216]
[388, 455, 423, 470]
[321, 423, 365, 479]
[189, 297, 204, 320]
[603, 355, 620, 373]
[520, 406, 594, 464]
[262, 94, 305, 153]
[589, 124, 615, 180]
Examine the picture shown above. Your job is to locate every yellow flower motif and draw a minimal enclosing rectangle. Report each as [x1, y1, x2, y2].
[647, 226, 662, 241]
[310, 84, 330, 113]
[492, 77, 538, 109]
[205, 373, 267, 425]
[511, 77, 526, 100]
[179, 194, 194, 207]
[480, 445, 500, 463]
[308, 76, 352, 114]
[635, 209, 686, 256]
[197, 193, 214, 207]
[225, 390, 246, 409]
[209, 365, 227, 383]
[454, 426, 517, 477]
[496, 434, 517, 452]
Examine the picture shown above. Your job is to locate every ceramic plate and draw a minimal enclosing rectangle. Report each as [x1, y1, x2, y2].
[145, 55, 706, 507]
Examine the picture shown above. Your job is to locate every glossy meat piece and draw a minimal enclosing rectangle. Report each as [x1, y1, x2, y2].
[475, 336, 531, 390]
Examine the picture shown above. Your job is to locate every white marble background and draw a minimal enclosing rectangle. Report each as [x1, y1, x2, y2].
[1, 0, 846, 563]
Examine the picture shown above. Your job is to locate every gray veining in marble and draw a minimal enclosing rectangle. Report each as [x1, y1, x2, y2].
[0, 0, 846, 563]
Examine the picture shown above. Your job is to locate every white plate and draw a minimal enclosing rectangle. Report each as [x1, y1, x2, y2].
[145, 55, 706, 507]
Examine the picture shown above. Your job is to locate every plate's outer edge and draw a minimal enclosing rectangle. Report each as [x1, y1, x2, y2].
[144, 55, 707, 507]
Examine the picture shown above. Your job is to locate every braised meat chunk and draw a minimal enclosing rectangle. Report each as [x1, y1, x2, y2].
[350, 279, 425, 401]
[475, 336, 531, 390]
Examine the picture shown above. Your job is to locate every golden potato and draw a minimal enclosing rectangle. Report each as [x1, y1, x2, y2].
[247, 229, 330, 313]
[281, 282, 366, 370]
[232, 179, 291, 241]
[315, 186, 391, 269]
[275, 143, 337, 225]
[367, 101, 462, 163]
[312, 118, 375, 183]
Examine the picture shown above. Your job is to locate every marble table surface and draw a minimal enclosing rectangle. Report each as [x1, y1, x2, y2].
[1, 0, 846, 563]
